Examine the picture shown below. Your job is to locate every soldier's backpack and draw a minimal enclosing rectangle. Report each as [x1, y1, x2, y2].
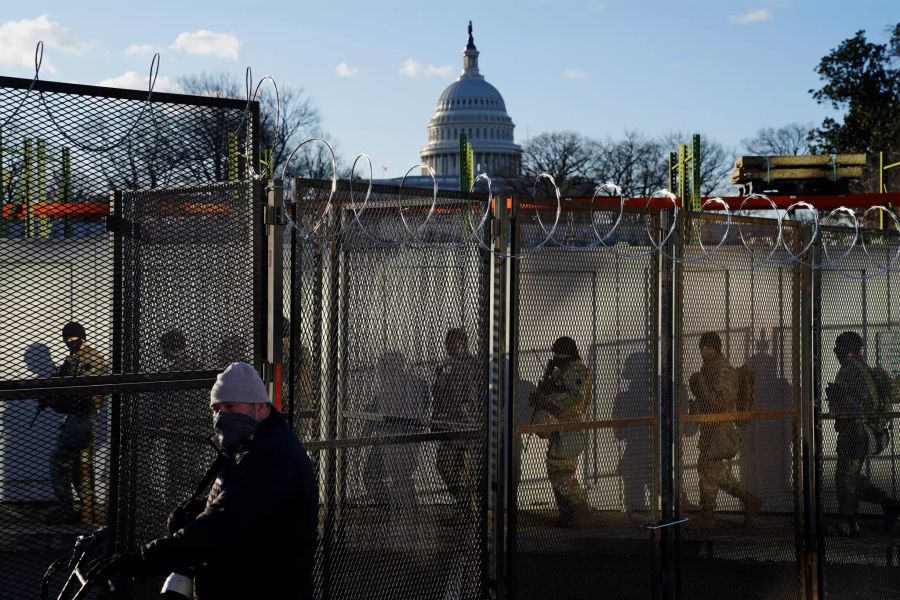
[867, 366, 899, 453]
[735, 364, 755, 427]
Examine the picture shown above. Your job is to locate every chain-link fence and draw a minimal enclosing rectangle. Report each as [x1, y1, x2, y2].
[677, 215, 804, 600]
[816, 226, 900, 600]
[8, 157, 900, 600]
[283, 179, 491, 600]
[504, 203, 660, 600]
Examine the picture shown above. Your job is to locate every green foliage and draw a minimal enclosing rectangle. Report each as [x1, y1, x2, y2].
[809, 24, 900, 154]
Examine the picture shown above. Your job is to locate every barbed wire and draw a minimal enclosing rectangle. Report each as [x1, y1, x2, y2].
[278, 145, 900, 280]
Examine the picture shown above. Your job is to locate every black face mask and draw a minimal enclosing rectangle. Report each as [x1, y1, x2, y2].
[66, 339, 84, 353]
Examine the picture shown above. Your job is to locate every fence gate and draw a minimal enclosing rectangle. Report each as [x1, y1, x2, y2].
[499, 201, 662, 600]
[282, 179, 492, 600]
[675, 214, 805, 600]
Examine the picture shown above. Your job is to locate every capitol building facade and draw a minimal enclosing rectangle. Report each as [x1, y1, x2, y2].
[420, 23, 522, 177]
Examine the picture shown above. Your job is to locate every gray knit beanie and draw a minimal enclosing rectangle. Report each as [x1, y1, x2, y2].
[210, 362, 271, 406]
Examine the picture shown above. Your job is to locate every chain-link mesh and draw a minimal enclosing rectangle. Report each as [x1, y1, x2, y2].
[0, 74, 257, 600]
[113, 180, 257, 598]
[677, 214, 804, 600]
[508, 203, 659, 600]
[286, 179, 490, 600]
[817, 226, 900, 599]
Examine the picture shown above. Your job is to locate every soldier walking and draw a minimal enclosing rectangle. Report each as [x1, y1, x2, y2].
[432, 329, 480, 514]
[530, 336, 594, 526]
[688, 332, 760, 527]
[827, 331, 900, 536]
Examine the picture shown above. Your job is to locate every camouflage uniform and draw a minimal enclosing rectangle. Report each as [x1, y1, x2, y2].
[432, 353, 480, 506]
[533, 356, 593, 520]
[690, 354, 758, 521]
[828, 357, 892, 519]
[49, 344, 107, 521]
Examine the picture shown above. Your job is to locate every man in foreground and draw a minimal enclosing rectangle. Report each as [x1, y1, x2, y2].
[88, 362, 318, 599]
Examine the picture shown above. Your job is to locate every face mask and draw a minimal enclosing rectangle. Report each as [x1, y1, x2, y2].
[66, 340, 84, 353]
[213, 412, 259, 449]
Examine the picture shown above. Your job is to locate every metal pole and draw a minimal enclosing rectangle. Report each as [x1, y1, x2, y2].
[504, 196, 521, 600]
[109, 190, 123, 554]
[478, 193, 492, 599]
[266, 180, 284, 408]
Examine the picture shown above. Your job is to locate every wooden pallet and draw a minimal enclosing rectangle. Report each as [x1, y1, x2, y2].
[735, 154, 867, 169]
[731, 166, 864, 184]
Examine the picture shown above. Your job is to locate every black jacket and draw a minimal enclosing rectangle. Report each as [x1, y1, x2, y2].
[142, 410, 318, 599]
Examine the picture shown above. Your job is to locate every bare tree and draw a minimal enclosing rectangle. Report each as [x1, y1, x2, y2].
[520, 131, 596, 196]
[591, 131, 667, 198]
[741, 123, 813, 156]
[178, 73, 340, 180]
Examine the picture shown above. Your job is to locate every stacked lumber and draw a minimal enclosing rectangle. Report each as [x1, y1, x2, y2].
[731, 154, 866, 184]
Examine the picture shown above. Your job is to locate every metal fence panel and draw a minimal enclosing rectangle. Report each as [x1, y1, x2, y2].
[287, 179, 490, 600]
[817, 228, 900, 600]
[677, 215, 804, 600]
[508, 204, 660, 600]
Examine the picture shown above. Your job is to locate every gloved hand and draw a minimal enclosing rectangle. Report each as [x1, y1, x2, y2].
[167, 498, 206, 534]
[85, 552, 146, 582]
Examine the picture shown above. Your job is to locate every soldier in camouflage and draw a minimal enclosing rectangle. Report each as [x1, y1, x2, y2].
[43, 322, 108, 524]
[530, 336, 594, 525]
[827, 331, 900, 536]
[689, 332, 760, 527]
[432, 328, 481, 513]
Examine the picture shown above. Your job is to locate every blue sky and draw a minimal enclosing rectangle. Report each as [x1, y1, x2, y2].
[1, 1, 896, 177]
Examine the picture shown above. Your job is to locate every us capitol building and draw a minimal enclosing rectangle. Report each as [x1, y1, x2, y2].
[419, 22, 522, 178]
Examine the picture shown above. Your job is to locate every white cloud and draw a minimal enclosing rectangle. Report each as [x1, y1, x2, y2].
[400, 58, 453, 78]
[729, 8, 773, 25]
[124, 43, 156, 57]
[0, 14, 82, 73]
[170, 30, 240, 60]
[98, 71, 183, 94]
[562, 69, 586, 79]
[335, 61, 359, 77]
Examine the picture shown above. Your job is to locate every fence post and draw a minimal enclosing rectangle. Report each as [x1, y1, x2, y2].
[491, 194, 511, 599]
[504, 196, 521, 600]
[109, 189, 123, 553]
[265, 179, 285, 408]
[655, 206, 681, 600]
[800, 229, 824, 599]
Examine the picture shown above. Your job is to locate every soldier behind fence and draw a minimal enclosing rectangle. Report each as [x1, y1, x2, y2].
[364, 352, 428, 506]
[160, 329, 202, 371]
[688, 332, 760, 528]
[530, 336, 594, 525]
[613, 352, 652, 512]
[282, 319, 316, 431]
[42, 322, 108, 525]
[432, 328, 480, 513]
[826, 331, 900, 537]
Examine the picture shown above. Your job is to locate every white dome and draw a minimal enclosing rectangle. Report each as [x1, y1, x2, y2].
[420, 22, 522, 178]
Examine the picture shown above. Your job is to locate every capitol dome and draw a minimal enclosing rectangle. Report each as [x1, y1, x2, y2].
[420, 23, 522, 177]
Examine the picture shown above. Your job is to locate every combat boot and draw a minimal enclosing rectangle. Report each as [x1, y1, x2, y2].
[743, 494, 762, 528]
[695, 509, 716, 529]
[836, 518, 861, 538]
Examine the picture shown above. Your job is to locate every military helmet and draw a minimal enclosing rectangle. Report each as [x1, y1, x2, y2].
[552, 336, 579, 357]
[62, 322, 86, 339]
[699, 331, 722, 352]
[835, 331, 864, 355]
[160, 329, 187, 354]
[446, 328, 468, 347]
